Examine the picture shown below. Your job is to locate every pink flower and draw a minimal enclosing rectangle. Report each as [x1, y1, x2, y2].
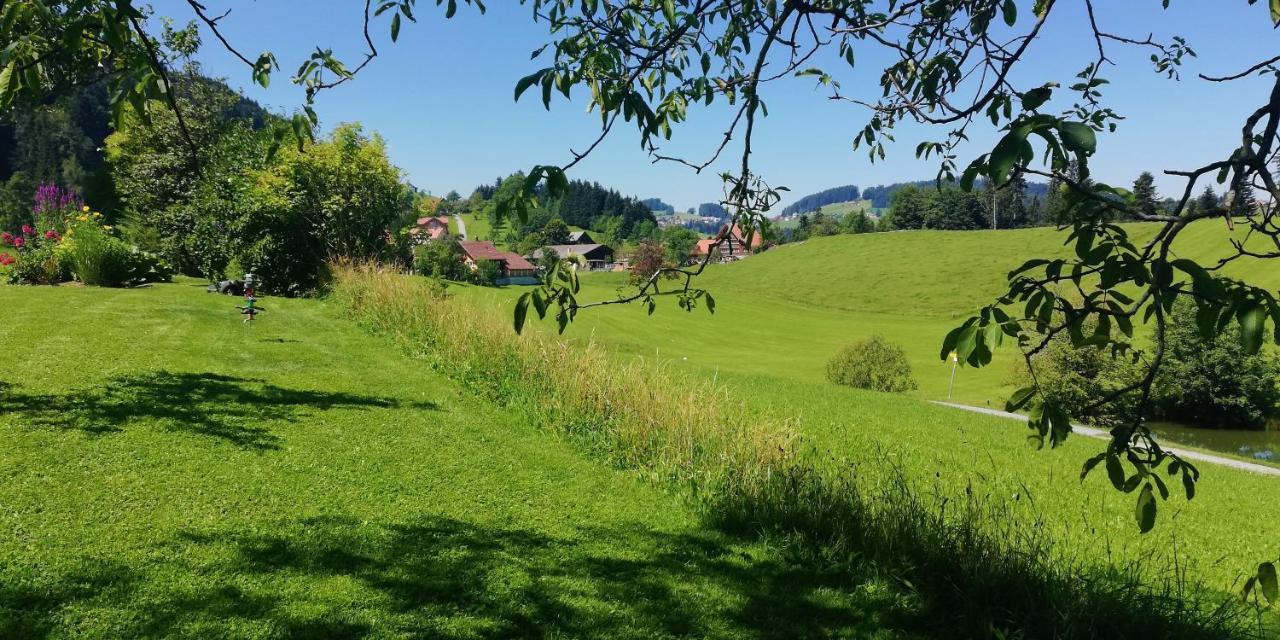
[20, 224, 34, 236]
[44, 230, 59, 240]
[12, 237, 24, 249]
[0, 254, 13, 266]
[0, 232, 11, 245]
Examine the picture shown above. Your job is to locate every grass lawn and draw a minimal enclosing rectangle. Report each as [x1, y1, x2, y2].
[0, 281, 918, 638]
[456, 212, 493, 242]
[451, 221, 1280, 602]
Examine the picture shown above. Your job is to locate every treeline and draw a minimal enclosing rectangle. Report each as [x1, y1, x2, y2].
[2, 62, 416, 295]
[433, 174, 660, 254]
[781, 179, 1052, 214]
[641, 197, 674, 214]
[781, 185, 861, 216]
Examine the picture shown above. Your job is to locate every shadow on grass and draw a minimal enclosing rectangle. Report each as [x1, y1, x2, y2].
[0, 515, 918, 639]
[0, 372, 437, 450]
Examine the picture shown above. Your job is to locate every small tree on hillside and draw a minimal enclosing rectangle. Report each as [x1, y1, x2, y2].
[629, 240, 675, 285]
[541, 216, 571, 245]
[1132, 172, 1160, 219]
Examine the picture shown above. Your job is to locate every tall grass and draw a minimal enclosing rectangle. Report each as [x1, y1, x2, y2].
[330, 263, 1255, 639]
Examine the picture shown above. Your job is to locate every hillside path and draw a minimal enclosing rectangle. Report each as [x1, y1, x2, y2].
[933, 401, 1280, 477]
[454, 214, 467, 240]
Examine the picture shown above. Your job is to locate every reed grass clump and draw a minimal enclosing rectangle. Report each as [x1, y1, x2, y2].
[329, 263, 1252, 639]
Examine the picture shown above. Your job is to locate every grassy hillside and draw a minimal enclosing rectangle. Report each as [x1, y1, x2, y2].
[0, 282, 909, 638]
[448, 222, 1280, 612]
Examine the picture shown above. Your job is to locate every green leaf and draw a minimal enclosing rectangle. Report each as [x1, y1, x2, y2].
[1271, 0, 1280, 25]
[1239, 303, 1266, 354]
[514, 69, 545, 102]
[1021, 86, 1051, 111]
[1135, 483, 1157, 533]
[1006, 385, 1036, 412]
[1105, 454, 1125, 490]
[1260, 562, 1278, 604]
[705, 291, 716, 314]
[1080, 452, 1106, 482]
[1060, 121, 1097, 154]
[390, 12, 401, 41]
[662, 0, 676, 24]
[513, 292, 531, 334]
[0, 62, 14, 109]
[1001, 0, 1017, 25]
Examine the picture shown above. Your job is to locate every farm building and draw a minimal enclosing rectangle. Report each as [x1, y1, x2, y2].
[530, 244, 615, 271]
[459, 241, 539, 285]
[688, 223, 763, 263]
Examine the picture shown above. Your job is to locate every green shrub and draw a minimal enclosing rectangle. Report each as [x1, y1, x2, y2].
[1024, 302, 1280, 430]
[413, 239, 467, 280]
[473, 259, 503, 286]
[825, 335, 918, 392]
[1155, 300, 1280, 429]
[5, 240, 66, 284]
[64, 224, 172, 287]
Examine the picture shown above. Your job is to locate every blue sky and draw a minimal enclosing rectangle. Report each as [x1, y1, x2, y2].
[153, 1, 1279, 210]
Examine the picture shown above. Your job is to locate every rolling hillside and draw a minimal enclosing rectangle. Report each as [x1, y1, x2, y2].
[477, 220, 1280, 409]
[454, 221, 1280, 607]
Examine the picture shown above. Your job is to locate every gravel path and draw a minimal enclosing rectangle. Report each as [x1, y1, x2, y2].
[933, 401, 1280, 477]
[454, 214, 467, 240]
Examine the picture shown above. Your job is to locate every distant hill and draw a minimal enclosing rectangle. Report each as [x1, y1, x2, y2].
[782, 180, 1050, 214]
[781, 185, 861, 216]
[641, 198, 675, 214]
[698, 202, 729, 219]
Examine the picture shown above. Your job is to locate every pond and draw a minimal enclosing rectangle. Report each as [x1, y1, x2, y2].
[1150, 421, 1280, 465]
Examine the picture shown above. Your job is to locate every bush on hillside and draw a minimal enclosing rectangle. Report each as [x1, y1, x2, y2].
[64, 222, 172, 287]
[1020, 331, 1142, 430]
[473, 259, 503, 286]
[1155, 300, 1280, 429]
[826, 336, 918, 393]
[413, 238, 467, 280]
[1023, 303, 1280, 430]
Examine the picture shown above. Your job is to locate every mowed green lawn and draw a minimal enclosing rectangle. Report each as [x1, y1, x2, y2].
[454, 221, 1280, 598]
[0, 282, 918, 638]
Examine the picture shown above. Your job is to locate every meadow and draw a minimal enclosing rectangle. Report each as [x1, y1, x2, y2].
[447, 221, 1280, 611]
[0, 282, 914, 638]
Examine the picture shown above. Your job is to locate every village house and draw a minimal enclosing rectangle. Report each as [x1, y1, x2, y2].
[409, 215, 450, 244]
[530, 243, 615, 271]
[567, 230, 595, 244]
[688, 222, 763, 263]
[459, 241, 539, 285]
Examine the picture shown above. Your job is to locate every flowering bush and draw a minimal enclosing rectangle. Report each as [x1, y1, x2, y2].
[32, 183, 83, 234]
[0, 184, 171, 287]
[63, 214, 172, 287]
[1, 223, 66, 284]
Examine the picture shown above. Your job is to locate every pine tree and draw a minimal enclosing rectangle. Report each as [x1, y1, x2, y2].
[1132, 172, 1159, 218]
[1195, 185, 1218, 213]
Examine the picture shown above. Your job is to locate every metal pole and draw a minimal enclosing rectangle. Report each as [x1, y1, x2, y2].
[947, 354, 958, 400]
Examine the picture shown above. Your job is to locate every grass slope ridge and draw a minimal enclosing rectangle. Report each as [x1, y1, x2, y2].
[334, 264, 1253, 638]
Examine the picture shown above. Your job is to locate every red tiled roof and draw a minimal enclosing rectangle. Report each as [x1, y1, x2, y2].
[459, 241, 536, 272]
[417, 215, 450, 228]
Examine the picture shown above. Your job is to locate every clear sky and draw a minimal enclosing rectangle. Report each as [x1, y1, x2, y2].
[151, 1, 1279, 211]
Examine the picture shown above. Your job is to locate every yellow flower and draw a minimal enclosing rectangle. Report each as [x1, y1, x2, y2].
[103, 225, 113, 231]
[92, 212, 101, 217]
[76, 215, 88, 222]
[81, 206, 90, 212]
